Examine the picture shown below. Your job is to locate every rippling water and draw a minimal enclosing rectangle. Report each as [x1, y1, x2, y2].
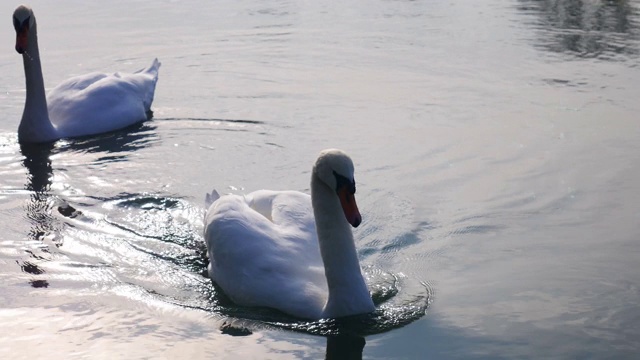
[1, 0, 640, 358]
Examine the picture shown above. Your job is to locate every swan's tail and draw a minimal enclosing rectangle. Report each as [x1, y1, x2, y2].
[137, 58, 161, 77]
[205, 189, 220, 209]
[135, 58, 161, 113]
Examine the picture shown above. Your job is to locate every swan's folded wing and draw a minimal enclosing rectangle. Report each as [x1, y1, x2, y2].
[46, 59, 160, 137]
[268, 191, 315, 233]
[47, 77, 146, 135]
[245, 190, 320, 260]
[204, 193, 328, 318]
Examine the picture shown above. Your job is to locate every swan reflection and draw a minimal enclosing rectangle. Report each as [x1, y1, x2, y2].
[17, 124, 158, 286]
[20, 141, 54, 193]
[54, 121, 158, 161]
[20, 141, 61, 246]
[325, 334, 366, 360]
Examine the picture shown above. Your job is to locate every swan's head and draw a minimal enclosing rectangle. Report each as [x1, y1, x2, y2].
[313, 149, 362, 228]
[13, 5, 35, 54]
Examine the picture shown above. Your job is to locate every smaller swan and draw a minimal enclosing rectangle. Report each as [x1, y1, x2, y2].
[13, 5, 161, 143]
[204, 149, 375, 319]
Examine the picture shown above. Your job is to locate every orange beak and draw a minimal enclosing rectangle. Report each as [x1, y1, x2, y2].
[16, 28, 28, 54]
[338, 186, 362, 227]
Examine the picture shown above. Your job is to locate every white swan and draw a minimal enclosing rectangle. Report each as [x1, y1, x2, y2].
[204, 149, 376, 319]
[13, 5, 160, 143]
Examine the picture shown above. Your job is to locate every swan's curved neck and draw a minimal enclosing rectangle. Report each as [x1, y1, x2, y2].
[311, 173, 375, 318]
[18, 21, 57, 143]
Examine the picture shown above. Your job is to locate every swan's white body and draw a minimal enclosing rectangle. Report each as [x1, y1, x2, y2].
[13, 5, 160, 143]
[204, 150, 375, 319]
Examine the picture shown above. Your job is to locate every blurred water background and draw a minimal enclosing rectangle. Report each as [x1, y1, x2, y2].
[1, 0, 639, 358]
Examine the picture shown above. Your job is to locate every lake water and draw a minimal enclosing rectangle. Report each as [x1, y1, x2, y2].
[1, 0, 639, 358]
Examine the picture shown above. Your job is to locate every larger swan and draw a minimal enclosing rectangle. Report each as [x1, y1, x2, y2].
[204, 149, 376, 319]
[13, 5, 160, 143]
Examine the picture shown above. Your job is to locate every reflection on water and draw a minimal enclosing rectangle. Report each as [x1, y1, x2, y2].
[325, 334, 365, 360]
[518, 0, 640, 59]
[220, 320, 367, 359]
[15, 125, 158, 289]
[20, 142, 54, 193]
[20, 141, 64, 244]
[54, 122, 159, 164]
[18, 142, 58, 288]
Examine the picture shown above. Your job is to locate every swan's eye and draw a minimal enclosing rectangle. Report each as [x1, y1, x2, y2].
[333, 171, 356, 195]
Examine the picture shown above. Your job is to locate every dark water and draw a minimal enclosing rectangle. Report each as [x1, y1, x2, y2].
[1, 0, 640, 358]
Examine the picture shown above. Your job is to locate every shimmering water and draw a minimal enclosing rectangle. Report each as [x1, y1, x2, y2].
[1, 0, 640, 358]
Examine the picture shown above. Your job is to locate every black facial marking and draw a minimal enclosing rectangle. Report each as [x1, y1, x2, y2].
[333, 171, 356, 195]
[13, 16, 30, 32]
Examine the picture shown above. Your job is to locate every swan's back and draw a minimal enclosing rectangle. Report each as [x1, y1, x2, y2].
[204, 190, 328, 319]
